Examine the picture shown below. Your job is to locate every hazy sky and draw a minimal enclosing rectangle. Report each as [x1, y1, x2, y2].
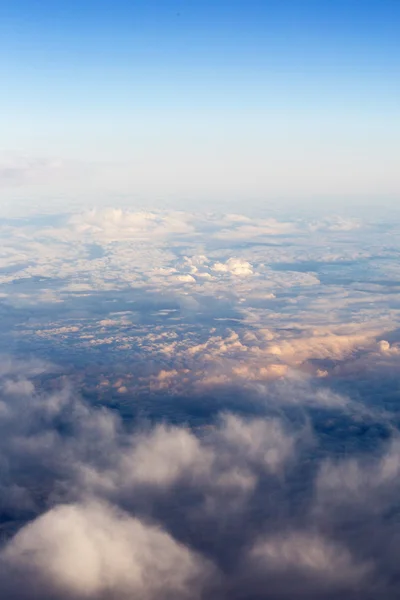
[1, 0, 399, 206]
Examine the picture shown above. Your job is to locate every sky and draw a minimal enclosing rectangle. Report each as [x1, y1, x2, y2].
[0, 0, 399, 207]
[3, 4, 400, 595]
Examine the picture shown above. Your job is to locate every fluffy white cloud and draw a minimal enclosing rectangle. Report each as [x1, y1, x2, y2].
[212, 258, 253, 276]
[2, 501, 212, 600]
[121, 425, 213, 487]
[213, 413, 295, 474]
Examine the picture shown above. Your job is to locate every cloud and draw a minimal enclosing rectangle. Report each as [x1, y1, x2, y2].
[247, 531, 370, 593]
[119, 425, 213, 488]
[2, 206, 400, 599]
[212, 258, 253, 276]
[0, 348, 400, 599]
[213, 218, 297, 240]
[2, 501, 213, 600]
[264, 328, 380, 365]
[315, 439, 400, 511]
[213, 413, 295, 475]
[68, 209, 195, 242]
[76, 413, 298, 517]
[308, 217, 362, 232]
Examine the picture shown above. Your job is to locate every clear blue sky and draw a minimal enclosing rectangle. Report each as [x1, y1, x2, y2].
[1, 0, 399, 206]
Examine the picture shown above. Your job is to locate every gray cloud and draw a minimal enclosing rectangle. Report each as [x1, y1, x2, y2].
[0, 353, 399, 599]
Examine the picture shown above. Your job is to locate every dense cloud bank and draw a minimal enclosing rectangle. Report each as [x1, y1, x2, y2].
[0, 353, 400, 600]
[1, 208, 400, 598]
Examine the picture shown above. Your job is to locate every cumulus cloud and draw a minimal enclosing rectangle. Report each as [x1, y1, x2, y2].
[1, 339, 400, 600]
[247, 531, 370, 596]
[213, 414, 295, 474]
[212, 258, 253, 276]
[315, 439, 400, 512]
[2, 501, 213, 600]
[0, 358, 304, 598]
[265, 331, 375, 363]
[2, 349, 400, 598]
[119, 425, 213, 488]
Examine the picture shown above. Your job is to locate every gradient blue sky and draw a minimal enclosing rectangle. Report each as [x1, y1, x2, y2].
[1, 0, 399, 207]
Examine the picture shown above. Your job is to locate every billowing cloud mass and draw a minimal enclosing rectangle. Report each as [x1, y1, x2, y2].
[3, 501, 212, 600]
[1, 206, 400, 598]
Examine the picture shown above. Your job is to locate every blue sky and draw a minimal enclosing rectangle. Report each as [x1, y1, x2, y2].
[1, 0, 399, 206]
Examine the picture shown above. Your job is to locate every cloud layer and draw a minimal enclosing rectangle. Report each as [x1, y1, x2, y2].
[1, 207, 400, 598]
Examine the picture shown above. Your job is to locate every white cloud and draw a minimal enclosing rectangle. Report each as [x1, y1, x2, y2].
[213, 413, 295, 474]
[2, 501, 212, 600]
[121, 425, 213, 488]
[68, 209, 195, 242]
[212, 257, 253, 276]
[213, 218, 297, 240]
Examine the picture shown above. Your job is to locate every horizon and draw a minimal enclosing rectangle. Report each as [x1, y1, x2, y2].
[1, 3, 400, 600]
